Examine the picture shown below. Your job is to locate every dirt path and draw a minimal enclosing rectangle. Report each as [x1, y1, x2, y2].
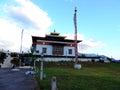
[0, 68, 40, 90]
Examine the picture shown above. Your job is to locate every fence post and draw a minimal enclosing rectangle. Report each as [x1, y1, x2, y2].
[51, 76, 57, 90]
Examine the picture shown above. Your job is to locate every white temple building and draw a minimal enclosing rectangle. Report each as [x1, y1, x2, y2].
[32, 31, 82, 61]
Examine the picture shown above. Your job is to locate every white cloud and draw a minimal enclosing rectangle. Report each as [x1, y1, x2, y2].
[79, 39, 105, 50]
[0, 0, 53, 52]
[0, 18, 21, 51]
[4, 0, 52, 30]
[64, 32, 105, 51]
[0, 0, 105, 54]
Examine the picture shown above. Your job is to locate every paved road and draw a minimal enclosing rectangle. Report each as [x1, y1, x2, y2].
[0, 68, 39, 90]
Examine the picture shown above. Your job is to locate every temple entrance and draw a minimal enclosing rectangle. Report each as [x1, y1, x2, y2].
[52, 45, 64, 56]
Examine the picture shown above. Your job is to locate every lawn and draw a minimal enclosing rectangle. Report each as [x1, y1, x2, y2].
[35, 62, 120, 90]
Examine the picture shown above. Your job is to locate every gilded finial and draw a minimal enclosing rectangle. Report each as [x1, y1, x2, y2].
[75, 7, 77, 12]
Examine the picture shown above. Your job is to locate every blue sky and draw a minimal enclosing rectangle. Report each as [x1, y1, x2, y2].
[0, 0, 120, 59]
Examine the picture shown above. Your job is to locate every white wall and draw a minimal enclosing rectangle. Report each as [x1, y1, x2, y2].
[36, 57, 75, 62]
[35, 44, 75, 56]
[64, 46, 75, 56]
[36, 44, 52, 55]
[36, 57, 100, 62]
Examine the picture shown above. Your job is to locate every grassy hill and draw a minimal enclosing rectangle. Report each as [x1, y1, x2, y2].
[35, 62, 120, 90]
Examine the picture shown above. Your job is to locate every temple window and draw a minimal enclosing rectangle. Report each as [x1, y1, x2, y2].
[36, 50, 39, 53]
[42, 47, 47, 53]
[68, 49, 72, 54]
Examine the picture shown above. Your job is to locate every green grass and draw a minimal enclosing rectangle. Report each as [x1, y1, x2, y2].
[35, 62, 120, 90]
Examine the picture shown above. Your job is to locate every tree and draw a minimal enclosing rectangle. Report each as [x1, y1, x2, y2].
[0, 52, 6, 64]
[11, 58, 20, 67]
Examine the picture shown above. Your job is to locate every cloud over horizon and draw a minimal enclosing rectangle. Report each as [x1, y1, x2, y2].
[0, 0, 53, 52]
[64, 33, 105, 51]
[4, 0, 52, 30]
[0, 0, 105, 53]
[79, 39, 105, 50]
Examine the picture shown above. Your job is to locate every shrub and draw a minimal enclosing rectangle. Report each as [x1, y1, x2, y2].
[0, 52, 6, 63]
[11, 58, 20, 66]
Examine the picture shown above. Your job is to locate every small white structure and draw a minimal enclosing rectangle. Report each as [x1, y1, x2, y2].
[25, 71, 36, 75]
[74, 64, 82, 69]
[11, 68, 20, 71]
[51, 76, 58, 90]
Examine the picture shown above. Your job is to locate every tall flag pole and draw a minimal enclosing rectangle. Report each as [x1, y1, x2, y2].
[74, 7, 78, 64]
[19, 29, 24, 67]
[20, 29, 24, 53]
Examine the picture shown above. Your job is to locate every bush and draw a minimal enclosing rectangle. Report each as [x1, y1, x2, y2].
[0, 52, 6, 63]
[11, 58, 20, 66]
